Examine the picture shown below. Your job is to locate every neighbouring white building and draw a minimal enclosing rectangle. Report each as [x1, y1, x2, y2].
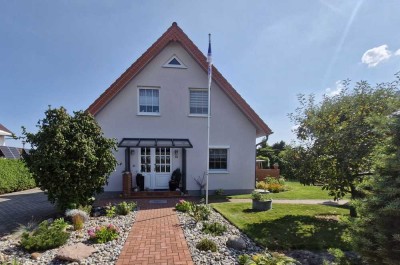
[87, 23, 272, 195]
[0, 123, 13, 146]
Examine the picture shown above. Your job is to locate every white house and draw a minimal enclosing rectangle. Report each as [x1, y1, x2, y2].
[87, 22, 272, 195]
[0, 124, 13, 146]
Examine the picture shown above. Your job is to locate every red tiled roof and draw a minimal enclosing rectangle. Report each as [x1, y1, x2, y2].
[87, 22, 272, 136]
[0, 123, 13, 135]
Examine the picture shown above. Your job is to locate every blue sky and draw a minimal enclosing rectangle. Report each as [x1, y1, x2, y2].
[1, 0, 400, 147]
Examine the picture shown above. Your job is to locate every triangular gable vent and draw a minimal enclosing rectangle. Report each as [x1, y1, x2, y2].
[162, 55, 187, 69]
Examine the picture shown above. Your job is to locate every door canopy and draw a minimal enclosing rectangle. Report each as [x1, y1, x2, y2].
[118, 138, 193, 149]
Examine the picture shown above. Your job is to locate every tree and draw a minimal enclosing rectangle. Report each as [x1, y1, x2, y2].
[289, 75, 400, 216]
[22, 107, 118, 210]
[351, 113, 400, 264]
[256, 140, 287, 168]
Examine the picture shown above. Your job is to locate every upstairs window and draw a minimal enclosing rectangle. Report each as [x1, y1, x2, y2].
[189, 89, 208, 115]
[139, 88, 159, 114]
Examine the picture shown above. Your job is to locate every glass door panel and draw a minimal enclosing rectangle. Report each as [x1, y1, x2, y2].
[140, 147, 151, 173]
[155, 148, 171, 173]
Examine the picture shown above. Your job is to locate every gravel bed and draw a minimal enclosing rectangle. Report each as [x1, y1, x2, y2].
[0, 210, 136, 264]
[177, 208, 263, 265]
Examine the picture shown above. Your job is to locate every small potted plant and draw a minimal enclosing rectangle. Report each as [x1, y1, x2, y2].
[251, 191, 272, 211]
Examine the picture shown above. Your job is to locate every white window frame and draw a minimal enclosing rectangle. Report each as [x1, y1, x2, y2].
[209, 146, 229, 173]
[137, 87, 160, 116]
[189, 88, 208, 117]
[162, 54, 187, 69]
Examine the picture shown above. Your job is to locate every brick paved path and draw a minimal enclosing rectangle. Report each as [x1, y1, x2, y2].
[116, 200, 193, 265]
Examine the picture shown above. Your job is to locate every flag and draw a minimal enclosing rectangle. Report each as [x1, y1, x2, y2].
[207, 34, 212, 87]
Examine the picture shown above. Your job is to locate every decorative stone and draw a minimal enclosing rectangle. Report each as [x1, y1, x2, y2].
[31, 252, 41, 260]
[56, 243, 96, 262]
[0, 253, 6, 262]
[226, 236, 247, 250]
[92, 211, 101, 217]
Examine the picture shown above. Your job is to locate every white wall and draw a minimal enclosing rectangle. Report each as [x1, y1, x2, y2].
[0, 136, 4, 146]
[95, 42, 257, 193]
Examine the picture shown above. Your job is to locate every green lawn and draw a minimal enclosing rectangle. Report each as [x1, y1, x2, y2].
[227, 181, 350, 200]
[212, 202, 352, 250]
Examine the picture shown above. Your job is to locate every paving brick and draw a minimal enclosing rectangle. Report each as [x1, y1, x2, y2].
[116, 199, 193, 265]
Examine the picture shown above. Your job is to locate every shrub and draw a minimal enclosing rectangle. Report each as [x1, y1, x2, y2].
[256, 181, 269, 190]
[238, 252, 297, 265]
[322, 248, 362, 265]
[264, 176, 285, 185]
[65, 209, 89, 230]
[196, 238, 218, 252]
[105, 203, 116, 217]
[202, 222, 227, 236]
[115, 201, 136, 215]
[350, 113, 400, 264]
[20, 218, 70, 251]
[175, 199, 192, 212]
[251, 191, 265, 201]
[215, 189, 224, 196]
[78, 205, 92, 215]
[88, 224, 119, 243]
[22, 107, 118, 211]
[189, 202, 211, 222]
[0, 159, 36, 194]
[268, 183, 286, 193]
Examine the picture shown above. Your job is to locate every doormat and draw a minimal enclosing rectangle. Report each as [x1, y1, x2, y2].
[149, 200, 168, 204]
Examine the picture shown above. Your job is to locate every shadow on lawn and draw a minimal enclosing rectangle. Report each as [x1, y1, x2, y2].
[242, 214, 351, 251]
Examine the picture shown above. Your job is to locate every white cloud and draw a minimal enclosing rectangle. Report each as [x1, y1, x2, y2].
[395, 49, 400, 56]
[325, 80, 344, 97]
[361, 44, 392, 67]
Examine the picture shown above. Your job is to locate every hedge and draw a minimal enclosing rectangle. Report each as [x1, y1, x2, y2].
[0, 159, 36, 194]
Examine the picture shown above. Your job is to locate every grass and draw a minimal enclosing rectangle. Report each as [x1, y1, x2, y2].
[227, 181, 350, 200]
[212, 202, 352, 250]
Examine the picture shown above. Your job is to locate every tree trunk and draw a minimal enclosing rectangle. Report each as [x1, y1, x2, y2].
[349, 184, 358, 217]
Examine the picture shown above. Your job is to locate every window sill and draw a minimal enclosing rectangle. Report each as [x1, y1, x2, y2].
[188, 114, 208, 118]
[209, 171, 229, 174]
[137, 113, 161, 117]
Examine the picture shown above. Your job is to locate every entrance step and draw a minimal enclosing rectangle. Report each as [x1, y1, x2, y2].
[125, 191, 181, 198]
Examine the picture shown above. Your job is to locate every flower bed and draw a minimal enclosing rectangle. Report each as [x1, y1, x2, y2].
[0, 206, 136, 264]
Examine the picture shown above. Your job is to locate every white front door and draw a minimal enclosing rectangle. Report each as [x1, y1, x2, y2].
[140, 147, 171, 189]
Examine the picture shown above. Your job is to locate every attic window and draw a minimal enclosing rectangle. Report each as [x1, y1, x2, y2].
[163, 55, 187, 69]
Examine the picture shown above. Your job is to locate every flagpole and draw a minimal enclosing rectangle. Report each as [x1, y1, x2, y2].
[206, 33, 212, 205]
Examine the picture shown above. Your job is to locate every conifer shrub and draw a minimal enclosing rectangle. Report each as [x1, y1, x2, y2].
[20, 219, 69, 251]
[202, 222, 227, 236]
[238, 252, 297, 265]
[351, 113, 400, 264]
[196, 238, 218, 252]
